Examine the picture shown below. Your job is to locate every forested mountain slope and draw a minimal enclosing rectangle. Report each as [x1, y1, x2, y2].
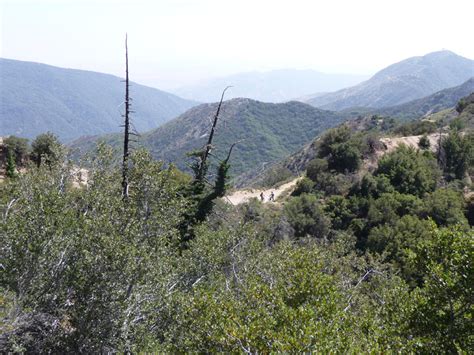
[0, 58, 197, 141]
[71, 98, 347, 178]
[249, 93, 474, 188]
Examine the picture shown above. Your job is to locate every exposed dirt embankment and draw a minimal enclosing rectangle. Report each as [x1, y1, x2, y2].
[363, 132, 446, 171]
[378, 133, 445, 156]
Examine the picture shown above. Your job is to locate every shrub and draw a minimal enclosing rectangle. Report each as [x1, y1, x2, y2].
[376, 145, 440, 196]
[291, 177, 314, 196]
[329, 142, 361, 172]
[306, 158, 328, 182]
[367, 215, 432, 284]
[284, 194, 330, 239]
[367, 192, 423, 227]
[422, 188, 467, 226]
[418, 135, 430, 150]
[317, 126, 362, 173]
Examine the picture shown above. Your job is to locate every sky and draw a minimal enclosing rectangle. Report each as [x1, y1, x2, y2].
[1, 0, 474, 90]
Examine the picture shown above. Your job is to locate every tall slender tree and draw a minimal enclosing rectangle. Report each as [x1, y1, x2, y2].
[122, 34, 131, 199]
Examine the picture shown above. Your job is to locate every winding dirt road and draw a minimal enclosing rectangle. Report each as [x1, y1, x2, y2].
[225, 177, 301, 205]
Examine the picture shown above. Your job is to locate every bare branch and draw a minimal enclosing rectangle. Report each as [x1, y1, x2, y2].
[196, 86, 232, 182]
[4, 198, 17, 221]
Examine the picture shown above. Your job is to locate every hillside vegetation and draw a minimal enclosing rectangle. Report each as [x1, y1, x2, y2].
[305, 50, 474, 110]
[1, 95, 472, 353]
[71, 98, 347, 180]
[251, 92, 474, 188]
[0, 59, 196, 141]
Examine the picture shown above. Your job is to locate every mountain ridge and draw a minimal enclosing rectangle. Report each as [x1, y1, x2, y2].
[304, 50, 474, 110]
[71, 98, 348, 179]
[0, 58, 197, 141]
[374, 77, 474, 119]
[173, 69, 369, 103]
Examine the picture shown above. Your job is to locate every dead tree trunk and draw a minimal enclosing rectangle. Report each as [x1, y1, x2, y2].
[195, 86, 231, 183]
[122, 34, 131, 199]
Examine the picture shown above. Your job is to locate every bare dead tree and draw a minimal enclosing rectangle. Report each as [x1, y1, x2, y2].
[195, 86, 232, 183]
[224, 140, 242, 164]
[122, 34, 131, 199]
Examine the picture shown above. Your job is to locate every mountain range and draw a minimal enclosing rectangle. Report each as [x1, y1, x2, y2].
[172, 69, 369, 103]
[0, 58, 197, 141]
[2, 50, 473, 182]
[304, 50, 474, 110]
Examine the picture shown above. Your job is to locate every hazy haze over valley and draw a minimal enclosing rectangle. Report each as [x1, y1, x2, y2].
[172, 69, 370, 103]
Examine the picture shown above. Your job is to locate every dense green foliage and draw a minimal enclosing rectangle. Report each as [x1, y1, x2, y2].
[441, 131, 474, 181]
[3, 136, 29, 165]
[317, 126, 362, 172]
[418, 134, 430, 149]
[30, 132, 63, 167]
[1, 96, 473, 352]
[375, 145, 440, 196]
[5, 149, 16, 178]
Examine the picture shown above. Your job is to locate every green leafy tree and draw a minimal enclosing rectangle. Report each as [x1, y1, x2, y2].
[0, 146, 187, 352]
[30, 132, 62, 167]
[306, 158, 328, 182]
[291, 177, 314, 196]
[318, 126, 352, 157]
[330, 142, 361, 172]
[367, 215, 432, 284]
[367, 192, 423, 227]
[317, 126, 361, 173]
[325, 195, 367, 231]
[352, 173, 395, 198]
[4, 135, 29, 165]
[441, 131, 473, 181]
[163, 243, 354, 352]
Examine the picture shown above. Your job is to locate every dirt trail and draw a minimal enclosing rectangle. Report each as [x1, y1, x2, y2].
[225, 177, 301, 205]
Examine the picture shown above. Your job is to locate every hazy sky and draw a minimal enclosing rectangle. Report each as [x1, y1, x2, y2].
[1, 0, 474, 90]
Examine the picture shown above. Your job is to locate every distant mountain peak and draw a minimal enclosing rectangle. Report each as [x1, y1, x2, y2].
[423, 49, 460, 58]
[305, 50, 474, 111]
